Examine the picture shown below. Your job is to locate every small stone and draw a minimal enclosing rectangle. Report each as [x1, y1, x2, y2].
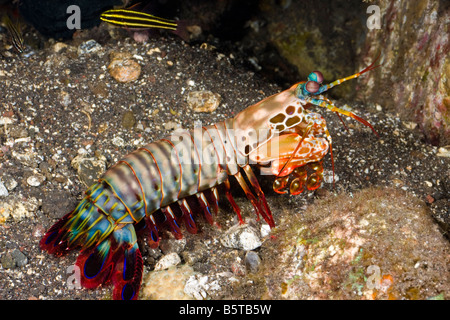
[1, 252, 15, 269]
[136, 122, 144, 131]
[231, 260, 246, 276]
[186, 25, 202, 40]
[59, 90, 71, 107]
[9, 126, 28, 138]
[220, 223, 262, 251]
[154, 252, 181, 271]
[53, 173, 67, 184]
[0, 197, 39, 222]
[12, 150, 42, 168]
[159, 238, 186, 255]
[146, 47, 161, 55]
[403, 121, 417, 130]
[53, 42, 68, 53]
[425, 194, 435, 204]
[71, 154, 106, 187]
[184, 274, 214, 300]
[164, 120, 179, 131]
[144, 247, 162, 263]
[436, 146, 450, 157]
[260, 224, 271, 237]
[122, 111, 136, 129]
[0, 116, 14, 125]
[108, 51, 141, 83]
[132, 31, 149, 43]
[181, 241, 207, 265]
[11, 249, 28, 267]
[90, 82, 108, 98]
[78, 160, 105, 186]
[244, 251, 261, 273]
[187, 91, 221, 113]
[41, 191, 77, 219]
[112, 136, 125, 147]
[77, 39, 102, 55]
[0, 180, 8, 197]
[26, 174, 46, 187]
[32, 224, 46, 238]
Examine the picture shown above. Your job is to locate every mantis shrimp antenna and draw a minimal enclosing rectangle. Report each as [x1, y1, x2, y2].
[295, 53, 381, 136]
[316, 54, 381, 94]
[278, 55, 382, 180]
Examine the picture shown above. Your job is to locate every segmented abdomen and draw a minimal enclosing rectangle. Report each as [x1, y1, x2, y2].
[76, 118, 246, 244]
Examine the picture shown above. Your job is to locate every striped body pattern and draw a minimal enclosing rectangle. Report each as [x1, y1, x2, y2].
[100, 8, 178, 31]
[2, 13, 25, 53]
[68, 118, 273, 250]
[40, 58, 380, 299]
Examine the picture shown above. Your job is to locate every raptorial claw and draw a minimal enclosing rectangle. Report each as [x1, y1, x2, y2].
[234, 169, 275, 228]
[242, 165, 275, 227]
[251, 132, 329, 177]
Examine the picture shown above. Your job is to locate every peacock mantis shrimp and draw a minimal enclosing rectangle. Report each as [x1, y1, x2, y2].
[40, 56, 380, 299]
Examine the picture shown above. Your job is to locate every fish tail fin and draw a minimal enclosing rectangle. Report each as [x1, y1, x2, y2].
[172, 19, 190, 42]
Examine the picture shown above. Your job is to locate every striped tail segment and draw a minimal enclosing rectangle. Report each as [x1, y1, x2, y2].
[75, 224, 142, 300]
[40, 183, 143, 300]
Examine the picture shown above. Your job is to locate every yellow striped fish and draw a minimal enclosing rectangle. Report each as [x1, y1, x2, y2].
[2, 13, 25, 53]
[100, 8, 178, 31]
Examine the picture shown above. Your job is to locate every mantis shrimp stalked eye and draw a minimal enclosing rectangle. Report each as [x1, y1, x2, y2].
[308, 71, 324, 83]
[304, 80, 321, 95]
[302, 71, 324, 95]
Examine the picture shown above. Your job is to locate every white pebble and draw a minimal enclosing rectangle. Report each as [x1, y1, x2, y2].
[184, 275, 216, 300]
[112, 136, 125, 147]
[27, 174, 45, 187]
[260, 224, 271, 237]
[0, 181, 8, 197]
[154, 252, 181, 271]
[220, 224, 262, 251]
